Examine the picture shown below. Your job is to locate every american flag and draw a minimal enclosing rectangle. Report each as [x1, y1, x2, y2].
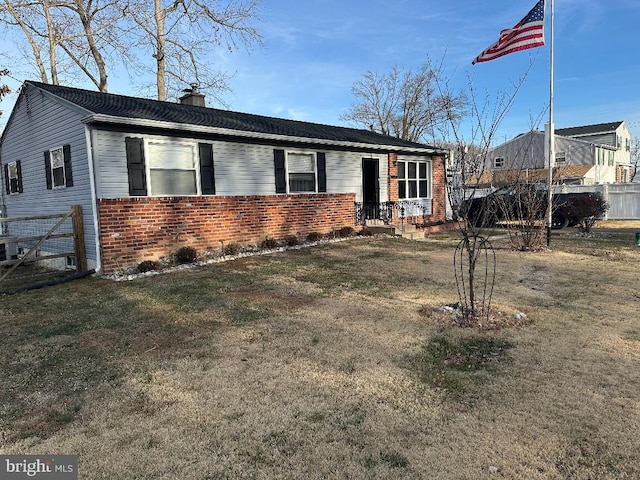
[472, 0, 546, 65]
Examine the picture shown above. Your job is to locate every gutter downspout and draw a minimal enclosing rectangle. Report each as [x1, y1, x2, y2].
[84, 124, 102, 274]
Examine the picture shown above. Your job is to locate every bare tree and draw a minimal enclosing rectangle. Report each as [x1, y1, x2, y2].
[0, 0, 52, 83]
[436, 64, 540, 320]
[123, 0, 262, 101]
[0, 0, 123, 91]
[56, 0, 125, 92]
[0, 0, 262, 101]
[341, 58, 467, 144]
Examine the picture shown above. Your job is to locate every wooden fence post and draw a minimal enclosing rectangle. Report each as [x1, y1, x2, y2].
[72, 205, 88, 272]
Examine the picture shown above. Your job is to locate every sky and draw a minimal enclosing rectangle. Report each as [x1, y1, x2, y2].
[1, 0, 639, 145]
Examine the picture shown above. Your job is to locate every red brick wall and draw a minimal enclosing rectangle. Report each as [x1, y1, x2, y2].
[98, 194, 356, 273]
[388, 153, 399, 202]
[430, 155, 447, 223]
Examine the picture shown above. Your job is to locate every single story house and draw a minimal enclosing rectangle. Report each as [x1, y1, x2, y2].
[0, 81, 447, 274]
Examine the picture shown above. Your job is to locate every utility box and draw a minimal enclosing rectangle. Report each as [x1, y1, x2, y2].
[0, 235, 18, 262]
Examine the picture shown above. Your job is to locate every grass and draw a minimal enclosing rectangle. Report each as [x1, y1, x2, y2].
[1, 222, 640, 478]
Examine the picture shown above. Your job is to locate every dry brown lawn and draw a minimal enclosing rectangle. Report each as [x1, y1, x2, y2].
[2, 222, 640, 479]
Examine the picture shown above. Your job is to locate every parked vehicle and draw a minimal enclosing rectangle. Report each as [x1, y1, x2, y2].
[463, 184, 596, 229]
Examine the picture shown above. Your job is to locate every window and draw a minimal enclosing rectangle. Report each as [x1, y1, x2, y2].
[147, 142, 198, 196]
[273, 149, 327, 194]
[125, 138, 215, 197]
[287, 152, 316, 193]
[608, 150, 614, 166]
[626, 138, 630, 152]
[4, 161, 22, 194]
[597, 148, 604, 165]
[397, 160, 431, 200]
[493, 157, 505, 168]
[50, 147, 65, 187]
[44, 144, 73, 189]
[555, 152, 566, 164]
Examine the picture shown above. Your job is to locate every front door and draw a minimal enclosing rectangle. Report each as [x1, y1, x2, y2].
[362, 158, 380, 220]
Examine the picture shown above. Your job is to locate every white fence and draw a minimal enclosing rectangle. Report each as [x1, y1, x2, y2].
[453, 183, 640, 220]
[555, 183, 640, 220]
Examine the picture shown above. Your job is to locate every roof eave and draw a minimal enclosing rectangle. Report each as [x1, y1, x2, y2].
[82, 114, 444, 155]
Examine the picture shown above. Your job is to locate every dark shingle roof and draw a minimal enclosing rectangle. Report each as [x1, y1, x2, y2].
[555, 121, 624, 137]
[27, 81, 436, 151]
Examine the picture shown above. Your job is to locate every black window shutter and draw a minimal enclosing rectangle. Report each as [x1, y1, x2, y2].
[63, 144, 73, 187]
[16, 160, 23, 193]
[198, 143, 215, 195]
[3, 164, 9, 194]
[274, 149, 286, 193]
[316, 152, 326, 193]
[125, 137, 147, 196]
[44, 150, 52, 190]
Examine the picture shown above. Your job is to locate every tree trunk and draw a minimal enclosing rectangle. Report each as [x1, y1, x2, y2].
[42, 0, 58, 84]
[2, 1, 49, 83]
[74, 0, 108, 92]
[154, 0, 166, 101]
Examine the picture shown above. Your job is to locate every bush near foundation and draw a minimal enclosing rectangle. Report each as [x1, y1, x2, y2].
[175, 246, 198, 264]
[137, 260, 161, 273]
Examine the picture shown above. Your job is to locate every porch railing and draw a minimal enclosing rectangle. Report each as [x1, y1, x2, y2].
[355, 201, 430, 225]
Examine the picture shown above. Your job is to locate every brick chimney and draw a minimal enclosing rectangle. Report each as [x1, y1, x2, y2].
[179, 83, 205, 107]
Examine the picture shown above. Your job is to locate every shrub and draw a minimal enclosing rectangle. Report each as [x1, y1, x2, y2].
[565, 193, 609, 235]
[337, 226, 356, 238]
[222, 242, 243, 256]
[174, 246, 198, 264]
[137, 260, 160, 273]
[360, 228, 374, 237]
[306, 231, 324, 242]
[283, 235, 300, 246]
[260, 237, 279, 249]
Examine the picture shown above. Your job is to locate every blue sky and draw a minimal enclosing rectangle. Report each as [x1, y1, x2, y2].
[1, 0, 639, 144]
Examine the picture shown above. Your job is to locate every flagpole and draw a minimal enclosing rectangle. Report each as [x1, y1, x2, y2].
[546, 0, 555, 246]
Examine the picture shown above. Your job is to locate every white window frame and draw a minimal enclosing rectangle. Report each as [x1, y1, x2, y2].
[493, 157, 505, 169]
[397, 159, 432, 200]
[285, 150, 318, 194]
[145, 140, 200, 196]
[7, 161, 19, 194]
[49, 146, 66, 189]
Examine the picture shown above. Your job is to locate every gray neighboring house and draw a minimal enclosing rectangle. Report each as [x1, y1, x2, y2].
[485, 121, 633, 186]
[0, 81, 447, 274]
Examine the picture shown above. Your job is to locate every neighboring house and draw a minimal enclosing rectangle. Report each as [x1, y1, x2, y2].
[483, 121, 633, 187]
[0, 81, 446, 274]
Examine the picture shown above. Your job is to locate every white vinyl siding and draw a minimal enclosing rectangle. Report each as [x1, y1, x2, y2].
[93, 131, 387, 203]
[0, 84, 97, 266]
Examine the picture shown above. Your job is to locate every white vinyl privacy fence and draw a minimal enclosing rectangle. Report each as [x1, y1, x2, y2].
[555, 183, 640, 220]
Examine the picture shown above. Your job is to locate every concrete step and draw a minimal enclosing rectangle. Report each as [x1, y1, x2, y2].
[364, 225, 397, 236]
[364, 223, 423, 239]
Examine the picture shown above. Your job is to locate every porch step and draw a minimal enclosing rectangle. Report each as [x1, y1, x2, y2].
[364, 223, 423, 240]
